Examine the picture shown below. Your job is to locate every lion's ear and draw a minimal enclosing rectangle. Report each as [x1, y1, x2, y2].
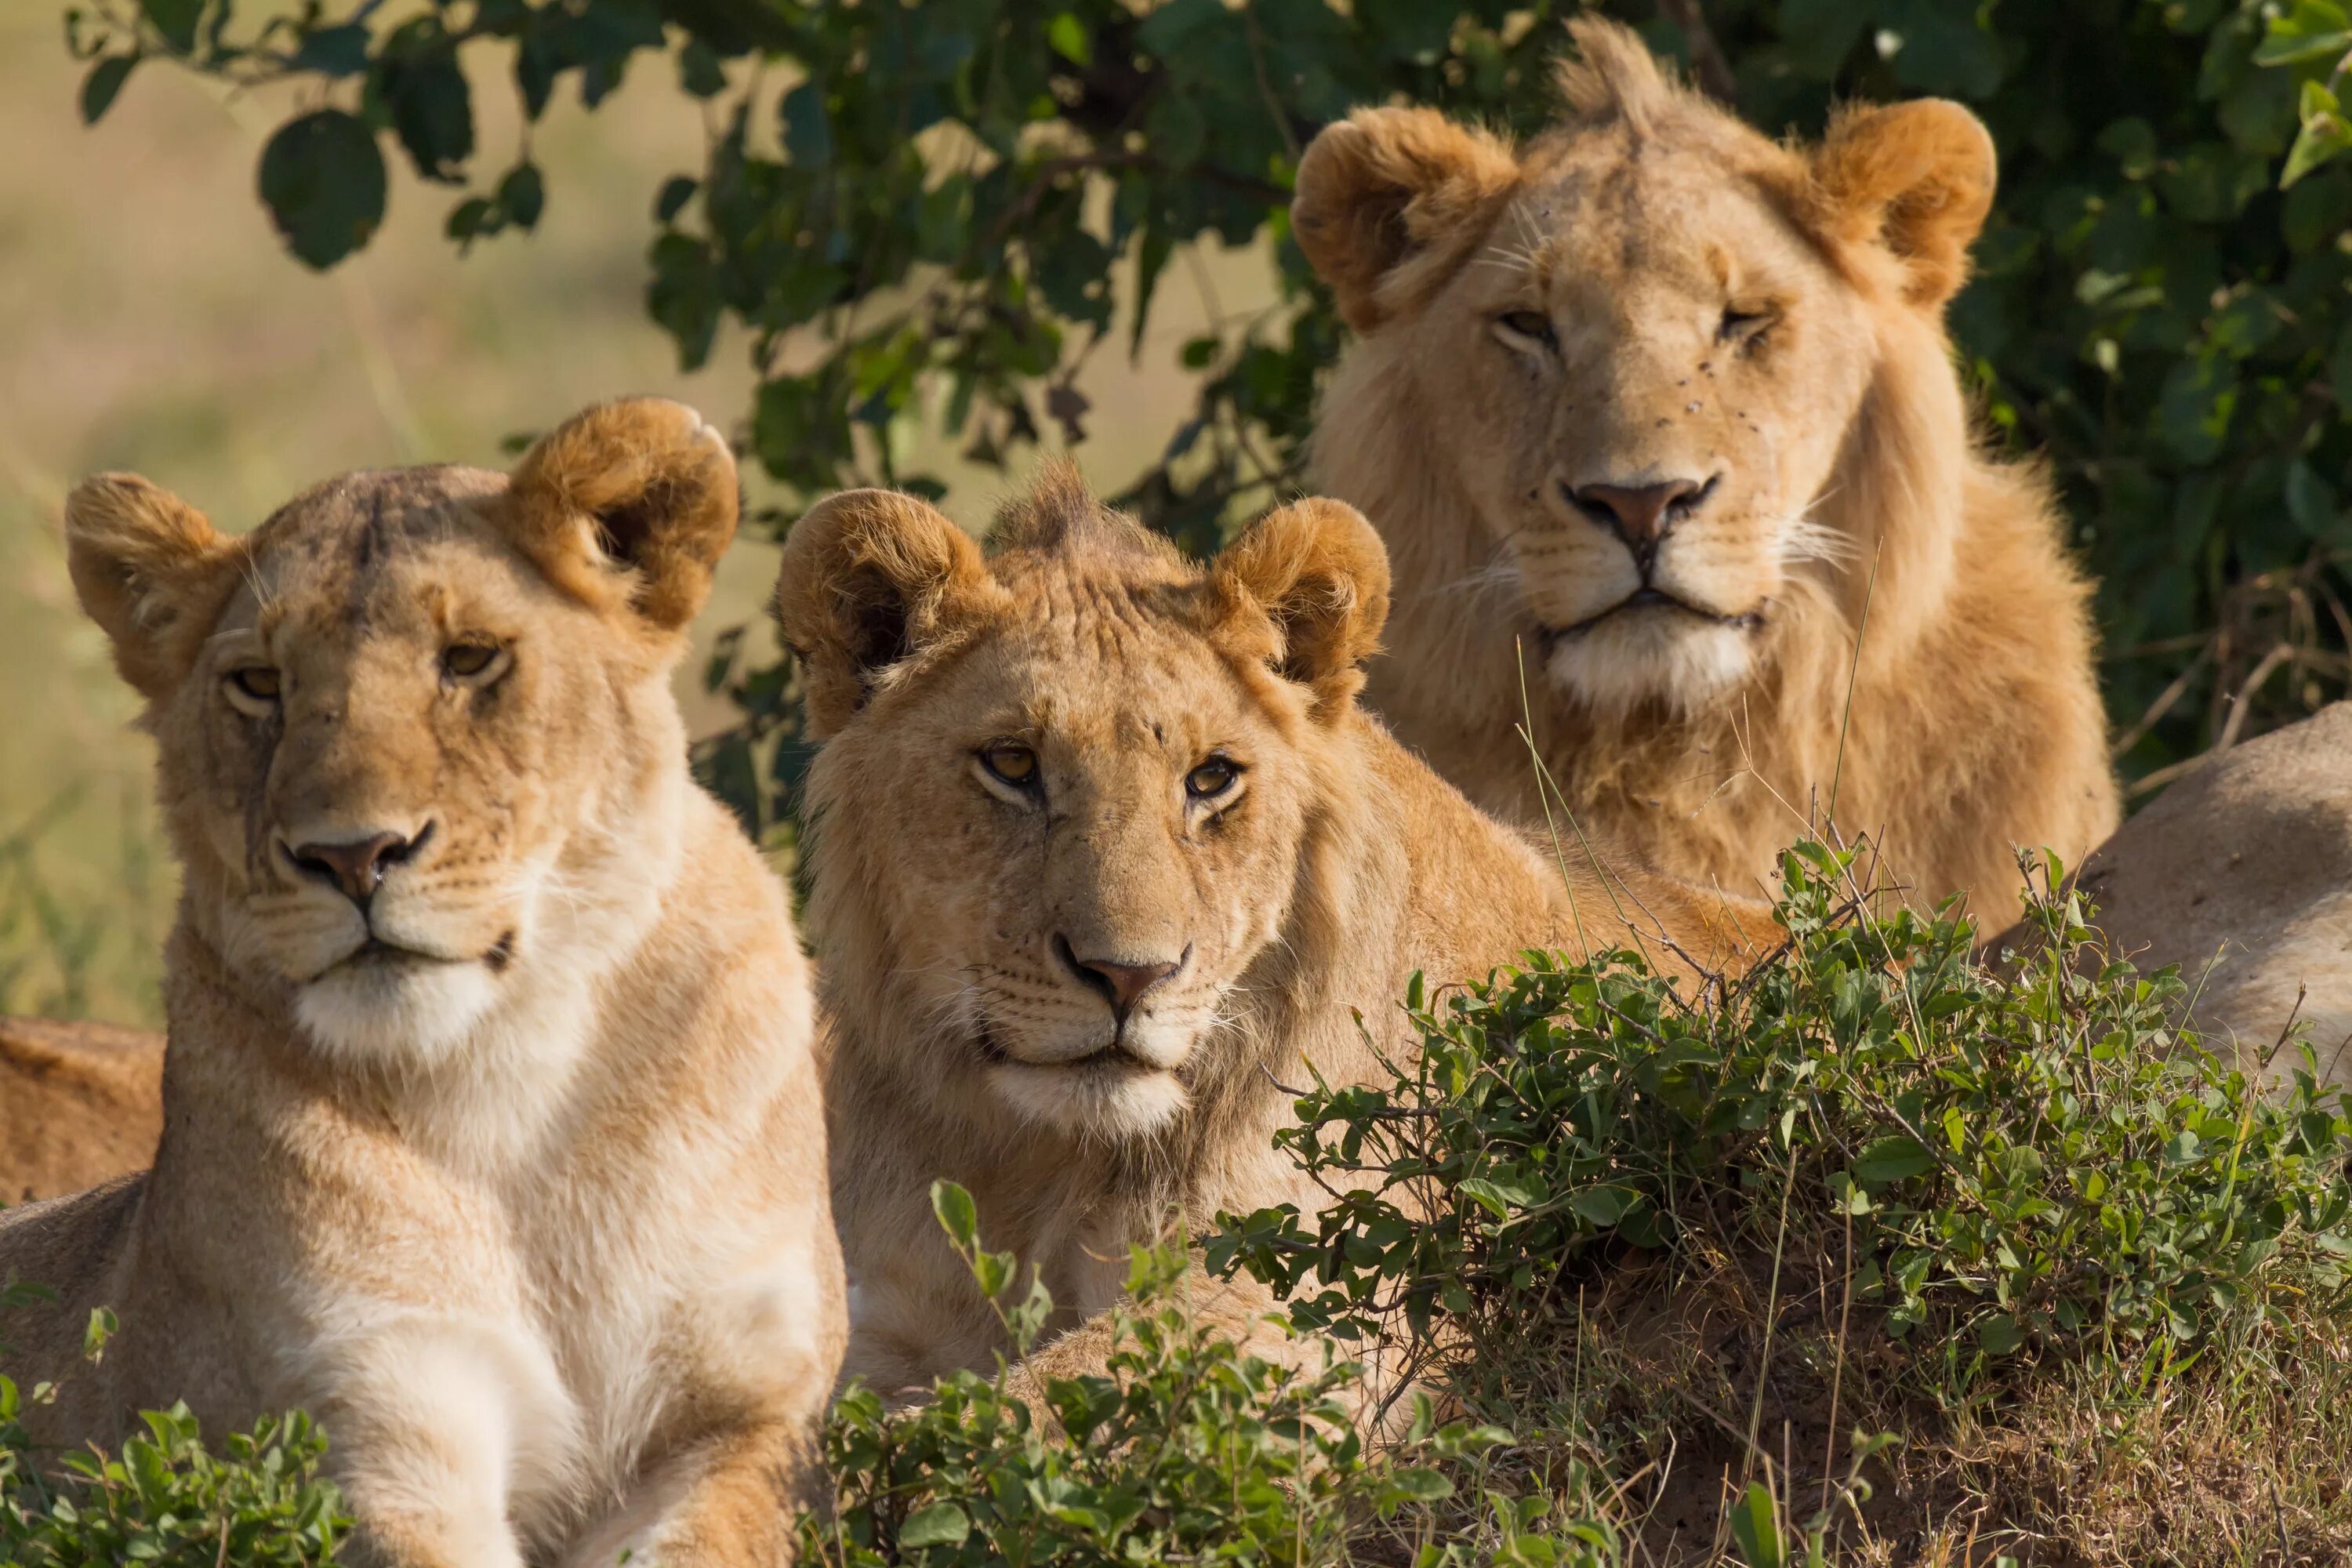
[775, 488, 993, 739]
[505, 396, 740, 633]
[1214, 497, 1390, 718]
[1293, 107, 1519, 334]
[1811, 99, 1996, 308]
[65, 475, 241, 701]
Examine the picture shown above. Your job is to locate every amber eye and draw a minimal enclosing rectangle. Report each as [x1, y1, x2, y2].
[1497, 310, 1556, 347]
[980, 743, 1038, 786]
[1185, 756, 1240, 799]
[225, 666, 281, 705]
[442, 641, 506, 682]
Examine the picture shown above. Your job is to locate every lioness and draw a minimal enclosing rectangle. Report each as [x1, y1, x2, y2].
[1, 1016, 165, 1203]
[776, 467, 1760, 1403]
[1293, 18, 2118, 916]
[0, 399, 844, 1567]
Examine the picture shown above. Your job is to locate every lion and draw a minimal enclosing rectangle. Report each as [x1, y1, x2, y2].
[1, 1016, 165, 1204]
[1290, 17, 2119, 918]
[774, 467, 1762, 1408]
[0, 398, 845, 1568]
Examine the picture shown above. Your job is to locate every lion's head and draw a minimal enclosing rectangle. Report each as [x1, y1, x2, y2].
[779, 468, 1385, 1142]
[1294, 16, 1994, 716]
[66, 397, 739, 1066]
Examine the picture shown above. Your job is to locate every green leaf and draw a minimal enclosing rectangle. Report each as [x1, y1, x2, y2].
[931, 1179, 978, 1249]
[1456, 1178, 1515, 1220]
[140, 0, 202, 53]
[385, 49, 475, 183]
[1853, 1134, 1933, 1187]
[1726, 1481, 1785, 1568]
[80, 53, 136, 125]
[499, 162, 544, 230]
[1567, 1184, 1635, 1227]
[898, 1501, 971, 1547]
[257, 108, 387, 269]
[1046, 13, 1091, 67]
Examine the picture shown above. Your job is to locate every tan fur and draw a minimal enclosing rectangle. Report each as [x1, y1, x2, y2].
[1294, 18, 2118, 918]
[3, 399, 844, 1567]
[0, 1017, 165, 1203]
[775, 470, 1763, 1411]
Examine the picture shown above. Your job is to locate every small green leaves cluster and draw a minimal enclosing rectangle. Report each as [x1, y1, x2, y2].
[0, 1395, 348, 1567]
[804, 1181, 1620, 1568]
[1210, 845, 2352, 1377]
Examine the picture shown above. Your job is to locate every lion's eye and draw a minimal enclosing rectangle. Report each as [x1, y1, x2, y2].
[225, 666, 280, 707]
[980, 743, 1038, 786]
[1497, 310, 1556, 347]
[1185, 757, 1240, 799]
[1719, 305, 1774, 344]
[442, 640, 506, 682]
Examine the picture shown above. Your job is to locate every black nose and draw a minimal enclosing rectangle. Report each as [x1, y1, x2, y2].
[289, 826, 428, 906]
[1056, 936, 1187, 1025]
[1570, 477, 1712, 568]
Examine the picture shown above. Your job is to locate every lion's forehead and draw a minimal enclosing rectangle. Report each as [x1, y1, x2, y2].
[1501, 144, 1817, 300]
[216, 471, 557, 649]
[975, 601, 1272, 746]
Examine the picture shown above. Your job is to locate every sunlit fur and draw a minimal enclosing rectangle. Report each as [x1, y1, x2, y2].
[1, 399, 844, 1568]
[776, 468, 1765, 1415]
[1295, 16, 2119, 916]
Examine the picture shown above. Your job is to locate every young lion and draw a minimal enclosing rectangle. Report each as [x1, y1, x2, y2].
[1291, 18, 2118, 916]
[0, 400, 844, 1567]
[775, 468, 1760, 1404]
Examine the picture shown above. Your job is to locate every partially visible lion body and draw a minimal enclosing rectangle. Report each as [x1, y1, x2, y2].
[0, 1017, 164, 1203]
[1, 401, 844, 1568]
[1297, 20, 2118, 915]
[777, 473, 1762, 1406]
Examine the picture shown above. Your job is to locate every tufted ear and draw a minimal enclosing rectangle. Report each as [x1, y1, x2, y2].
[1810, 99, 1996, 309]
[1214, 497, 1391, 719]
[504, 396, 740, 633]
[774, 488, 993, 739]
[65, 474, 242, 702]
[1292, 107, 1520, 334]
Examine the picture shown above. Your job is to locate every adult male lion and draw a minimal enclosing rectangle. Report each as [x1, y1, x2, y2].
[1292, 18, 2118, 914]
[776, 468, 1760, 1404]
[0, 400, 844, 1567]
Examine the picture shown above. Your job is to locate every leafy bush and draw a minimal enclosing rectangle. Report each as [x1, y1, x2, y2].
[58, 0, 2352, 818]
[0, 1286, 350, 1566]
[1210, 845, 2352, 1367]
[0, 1396, 348, 1567]
[805, 1182, 1622, 1568]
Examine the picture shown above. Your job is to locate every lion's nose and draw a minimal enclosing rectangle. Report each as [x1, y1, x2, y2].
[1056, 936, 1189, 1025]
[1569, 476, 1714, 568]
[288, 825, 430, 907]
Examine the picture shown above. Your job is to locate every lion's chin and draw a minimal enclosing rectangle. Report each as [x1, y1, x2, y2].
[986, 1057, 1189, 1140]
[1544, 610, 1755, 718]
[293, 949, 502, 1069]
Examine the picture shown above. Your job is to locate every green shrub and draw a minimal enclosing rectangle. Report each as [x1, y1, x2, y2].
[804, 1182, 1623, 1568]
[1209, 845, 2352, 1370]
[0, 1396, 348, 1568]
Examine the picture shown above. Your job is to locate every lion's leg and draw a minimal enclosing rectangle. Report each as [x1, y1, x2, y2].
[303, 1315, 573, 1568]
[561, 1417, 826, 1568]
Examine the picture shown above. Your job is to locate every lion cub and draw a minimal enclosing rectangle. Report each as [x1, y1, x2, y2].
[775, 468, 1760, 1406]
[0, 400, 844, 1567]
